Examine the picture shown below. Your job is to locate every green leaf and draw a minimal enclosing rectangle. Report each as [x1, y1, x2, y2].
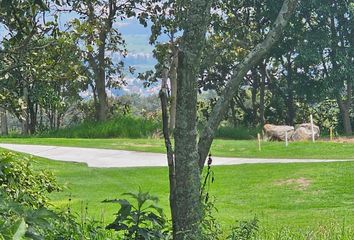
[12, 218, 26, 240]
[34, 0, 49, 11]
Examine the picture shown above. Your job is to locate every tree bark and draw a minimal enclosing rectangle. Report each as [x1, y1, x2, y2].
[172, 1, 211, 239]
[198, 0, 299, 168]
[169, 46, 178, 134]
[230, 98, 238, 127]
[0, 108, 8, 135]
[95, 67, 108, 121]
[259, 63, 267, 127]
[337, 81, 352, 135]
[86, 1, 117, 122]
[338, 101, 352, 135]
[285, 54, 295, 126]
[21, 86, 29, 135]
[251, 69, 259, 126]
[27, 100, 37, 134]
[159, 74, 177, 238]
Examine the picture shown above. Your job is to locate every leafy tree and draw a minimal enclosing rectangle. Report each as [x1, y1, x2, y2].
[151, 0, 299, 238]
[67, 0, 144, 121]
[0, 34, 85, 134]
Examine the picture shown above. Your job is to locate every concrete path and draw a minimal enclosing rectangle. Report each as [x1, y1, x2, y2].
[0, 143, 351, 168]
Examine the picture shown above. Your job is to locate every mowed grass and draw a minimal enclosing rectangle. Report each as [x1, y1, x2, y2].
[1, 137, 354, 159]
[15, 148, 354, 231]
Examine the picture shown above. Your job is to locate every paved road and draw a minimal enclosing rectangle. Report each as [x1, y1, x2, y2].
[0, 143, 351, 168]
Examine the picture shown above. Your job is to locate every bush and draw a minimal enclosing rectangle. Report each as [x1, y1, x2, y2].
[0, 189, 58, 239]
[40, 115, 160, 139]
[0, 151, 116, 240]
[0, 152, 61, 208]
[227, 218, 259, 240]
[215, 125, 260, 140]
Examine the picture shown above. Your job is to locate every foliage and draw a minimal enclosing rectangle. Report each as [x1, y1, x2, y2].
[41, 115, 160, 138]
[0, 152, 61, 208]
[0, 189, 59, 240]
[215, 125, 260, 140]
[0, 150, 116, 239]
[0, 150, 62, 239]
[43, 211, 117, 240]
[199, 157, 222, 240]
[199, 198, 222, 240]
[103, 190, 170, 240]
[0, 188, 117, 240]
[227, 218, 259, 240]
[0, 33, 85, 134]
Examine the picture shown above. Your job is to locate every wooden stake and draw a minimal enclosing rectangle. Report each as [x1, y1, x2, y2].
[310, 114, 315, 142]
[257, 133, 261, 151]
[285, 131, 288, 147]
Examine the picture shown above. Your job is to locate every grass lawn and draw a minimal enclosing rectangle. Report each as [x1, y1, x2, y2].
[1, 137, 354, 159]
[13, 148, 354, 231]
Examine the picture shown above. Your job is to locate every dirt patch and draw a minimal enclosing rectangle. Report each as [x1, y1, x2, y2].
[274, 177, 312, 190]
[321, 137, 354, 143]
[332, 137, 354, 143]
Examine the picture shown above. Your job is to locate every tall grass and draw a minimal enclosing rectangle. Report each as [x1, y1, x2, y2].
[41, 116, 160, 138]
[227, 219, 354, 240]
[215, 125, 261, 140]
[256, 223, 354, 240]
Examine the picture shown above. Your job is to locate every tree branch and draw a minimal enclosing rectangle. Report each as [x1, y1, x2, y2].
[158, 66, 177, 232]
[198, 0, 299, 169]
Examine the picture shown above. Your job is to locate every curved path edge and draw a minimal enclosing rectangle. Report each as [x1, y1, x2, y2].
[0, 143, 351, 168]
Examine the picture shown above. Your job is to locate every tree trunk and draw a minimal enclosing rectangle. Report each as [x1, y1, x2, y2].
[159, 73, 177, 238]
[27, 100, 37, 134]
[22, 86, 29, 135]
[172, 1, 212, 239]
[251, 69, 259, 126]
[0, 108, 8, 135]
[169, 46, 178, 134]
[338, 103, 352, 135]
[259, 63, 267, 127]
[95, 59, 108, 122]
[230, 98, 238, 127]
[285, 54, 295, 126]
[337, 81, 352, 136]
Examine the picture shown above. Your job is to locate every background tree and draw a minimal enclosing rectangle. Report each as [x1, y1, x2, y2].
[68, 0, 141, 121]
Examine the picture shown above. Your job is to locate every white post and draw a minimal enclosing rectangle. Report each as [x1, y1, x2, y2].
[285, 131, 288, 147]
[310, 114, 315, 142]
[257, 133, 261, 151]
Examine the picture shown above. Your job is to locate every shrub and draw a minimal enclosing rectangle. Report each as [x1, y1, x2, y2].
[103, 189, 170, 240]
[227, 218, 259, 240]
[0, 189, 58, 239]
[0, 152, 61, 208]
[40, 115, 160, 139]
[0, 151, 115, 240]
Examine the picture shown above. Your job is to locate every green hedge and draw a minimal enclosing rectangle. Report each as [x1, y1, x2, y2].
[41, 116, 160, 138]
